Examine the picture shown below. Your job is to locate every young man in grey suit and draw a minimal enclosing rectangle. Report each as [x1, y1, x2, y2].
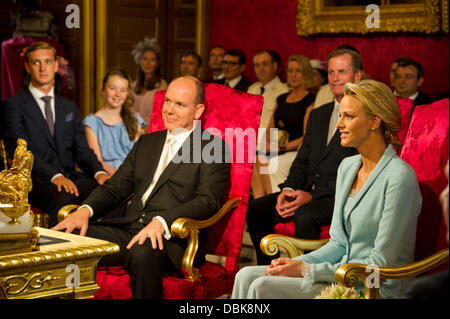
[1, 42, 109, 227]
[52, 76, 231, 299]
[247, 49, 362, 265]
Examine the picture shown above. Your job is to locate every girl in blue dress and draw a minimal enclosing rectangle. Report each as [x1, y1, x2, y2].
[84, 68, 146, 176]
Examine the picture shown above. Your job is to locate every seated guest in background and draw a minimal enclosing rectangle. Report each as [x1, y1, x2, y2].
[246, 49, 361, 265]
[180, 51, 202, 78]
[52, 76, 231, 299]
[204, 45, 226, 83]
[313, 44, 369, 109]
[131, 37, 168, 126]
[389, 57, 408, 88]
[233, 80, 422, 299]
[84, 68, 146, 177]
[221, 49, 251, 92]
[1, 41, 109, 227]
[247, 50, 289, 151]
[310, 59, 328, 96]
[393, 57, 433, 119]
[251, 54, 314, 199]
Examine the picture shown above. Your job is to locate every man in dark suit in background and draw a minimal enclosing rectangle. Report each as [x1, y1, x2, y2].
[52, 76, 231, 299]
[204, 45, 226, 83]
[393, 57, 433, 120]
[247, 49, 361, 265]
[1, 41, 109, 227]
[221, 49, 251, 92]
[179, 51, 202, 79]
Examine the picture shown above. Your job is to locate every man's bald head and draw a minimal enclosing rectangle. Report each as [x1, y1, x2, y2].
[163, 76, 205, 131]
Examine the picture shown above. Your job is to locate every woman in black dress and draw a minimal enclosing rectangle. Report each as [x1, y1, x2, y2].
[252, 54, 315, 198]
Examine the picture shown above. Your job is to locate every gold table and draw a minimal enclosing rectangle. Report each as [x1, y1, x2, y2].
[0, 227, 119, 299]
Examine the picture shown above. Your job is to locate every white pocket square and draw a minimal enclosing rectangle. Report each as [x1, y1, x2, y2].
[65, 112, 74, 122]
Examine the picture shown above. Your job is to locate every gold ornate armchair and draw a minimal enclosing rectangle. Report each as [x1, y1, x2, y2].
[58, 196, 241, 283]
[261, 223, 448, 299]
[335, 249, 448, 299]
[261, 99, 450, 299]
[59, 83, 264, 299]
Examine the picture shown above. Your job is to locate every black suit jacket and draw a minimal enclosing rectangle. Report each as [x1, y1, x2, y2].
[234, 76, 251, 92]
[1, 88, 102, 185]
[280, 102, 358, 199]
[84, 125, 231, 270]
[204, 77, 224, 84]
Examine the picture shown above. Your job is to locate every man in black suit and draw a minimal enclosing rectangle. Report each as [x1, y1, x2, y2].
[247, 49, 361, 265]
[179, 51, 202, 79]
[204, 45, 226, 83]
[52, 76, 231, 299]
[1, 41, 109, 227]
[221, 49, 251, 92]
[393, 57, 433, 120]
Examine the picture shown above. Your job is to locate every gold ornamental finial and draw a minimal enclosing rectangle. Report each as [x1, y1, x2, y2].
[0, 138, 34, 204]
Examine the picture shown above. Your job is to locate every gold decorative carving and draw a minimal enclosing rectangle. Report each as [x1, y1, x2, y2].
[335, 248, 449, 299]
[0, 139, 10, 171]
[260, 234, 329, 258]
[297, 0, 448, 36]
[0, 139, 33, 204]
[58, 197, 241, 283]
[0, 227, 120, 299]
[0, 139, 39, 255]
[3, 272, 62, 295]
[171, 197, 241, 281]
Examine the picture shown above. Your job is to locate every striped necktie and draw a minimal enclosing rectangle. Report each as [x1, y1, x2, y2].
[41, 96, 54, 136]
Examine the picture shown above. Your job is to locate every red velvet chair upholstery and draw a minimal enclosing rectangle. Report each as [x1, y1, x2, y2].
[94, 83, 263, 299]
[395, 96, 415, 146]
[273, 96, 418, 239]
[399, 98, 449, 261]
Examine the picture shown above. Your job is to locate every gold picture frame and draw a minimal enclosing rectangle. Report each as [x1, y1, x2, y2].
[297, 0, 449, 36]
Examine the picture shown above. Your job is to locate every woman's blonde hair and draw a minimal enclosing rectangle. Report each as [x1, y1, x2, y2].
[344, 80, 402, 149]
[287, 54, 315, 90]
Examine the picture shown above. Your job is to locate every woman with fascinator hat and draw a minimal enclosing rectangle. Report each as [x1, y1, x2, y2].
[131, 37, 168, 126]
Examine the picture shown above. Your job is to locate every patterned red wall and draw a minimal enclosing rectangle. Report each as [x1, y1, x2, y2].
[209, 0, 449, 98]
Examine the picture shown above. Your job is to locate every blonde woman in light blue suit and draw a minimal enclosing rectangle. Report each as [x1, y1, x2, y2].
[232, 80, 422, 299]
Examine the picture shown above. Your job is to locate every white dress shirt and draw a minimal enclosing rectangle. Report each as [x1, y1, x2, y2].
[83, 121, 198, 240]
[213, 73, 225, 81]
[394, 90, 419, 101]
[141, 122, 197, 240]
[247, 76, 289, 149]
[28, 83, 56, 123]
[28, 84, 63, 182]
[327, 99, 340, 145]
[29, 84, 106, 183]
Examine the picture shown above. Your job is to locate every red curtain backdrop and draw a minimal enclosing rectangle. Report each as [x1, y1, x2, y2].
[209, 0, 449, 98]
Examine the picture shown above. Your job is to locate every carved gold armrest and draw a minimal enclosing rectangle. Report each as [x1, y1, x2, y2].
[170, 197, 241, 281]
[57, 205, 80, 222]
[335, 248, 449, 299]
[57, 194, 134, 223]
[260, 234, 329, 258]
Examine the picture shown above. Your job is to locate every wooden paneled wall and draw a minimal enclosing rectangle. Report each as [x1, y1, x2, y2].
[0, 0, 209, 117]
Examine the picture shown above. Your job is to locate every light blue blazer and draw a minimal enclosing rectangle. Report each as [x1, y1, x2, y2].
[295, 144, 422, 298]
